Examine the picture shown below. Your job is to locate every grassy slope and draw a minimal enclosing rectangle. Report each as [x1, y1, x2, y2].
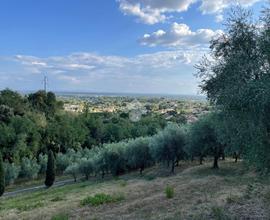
[1, 160, 270, 220]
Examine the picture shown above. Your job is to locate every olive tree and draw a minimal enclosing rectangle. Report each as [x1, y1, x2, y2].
[64, 163, 80, 182]
[3, 162, 20, 185]
[125, 137, 153, 175]
[150, 124, 187, 173]
[78, 158, 94, 180]
[19, 157, 40, 179]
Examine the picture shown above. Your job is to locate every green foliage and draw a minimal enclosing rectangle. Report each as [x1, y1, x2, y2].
[196, 7, 270, 172]
[45, 150, 56, 187]
[0, 89, 28, 116]
[64, 163, 79, 182]
[56, 153, 71, 174]
[0, 105, 14, 123]
[125, 137, 153, 174]
[211, 206, 229, 220]
[19, 157, 40, 179]
[38, 154, 47, 174]
[78, 158, 94, 180]
[51, 196, 64, 202]
[186, 113, 224, 168]
[0, 88, 169, 183]
[28, 90, 62, 116]
[51, 213, 68, 220]
[0, 154, 5, 196]
[165, 185, 174, 199]
[150, 123, 186, 173]
[46, 114, 87, 153]
[80, 193, 124, 206]
[102, 142, 127, 176]
[144, 175, 156, 181]
[3, 162, 19, 185]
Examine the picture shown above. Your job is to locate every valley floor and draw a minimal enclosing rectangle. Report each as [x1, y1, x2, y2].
[1, 160, 270, 220]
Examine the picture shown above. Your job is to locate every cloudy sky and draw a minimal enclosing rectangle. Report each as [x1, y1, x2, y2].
[0, 0, 266, 95]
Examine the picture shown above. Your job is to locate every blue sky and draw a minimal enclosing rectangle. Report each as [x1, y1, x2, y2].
[0, 0, 267, 95]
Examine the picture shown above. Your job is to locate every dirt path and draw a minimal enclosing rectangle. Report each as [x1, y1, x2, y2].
[3, 178, 79, 197]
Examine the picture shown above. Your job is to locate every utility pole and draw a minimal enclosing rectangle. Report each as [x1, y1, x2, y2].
[43, 76, 48, 92]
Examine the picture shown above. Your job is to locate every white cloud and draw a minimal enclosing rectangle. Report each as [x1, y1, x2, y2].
[9, 50, 205, 94]
[117, 0, 265, 24]
[118, 0, 196, 24]
[200, 0, 262, 14]
[140, 22, 223, 48]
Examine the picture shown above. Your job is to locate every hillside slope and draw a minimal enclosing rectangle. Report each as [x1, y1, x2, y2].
[1, 160, 270, 220]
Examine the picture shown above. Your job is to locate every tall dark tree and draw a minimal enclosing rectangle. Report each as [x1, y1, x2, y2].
[0, 154, 5, 196]
[45, 150, 56, 187]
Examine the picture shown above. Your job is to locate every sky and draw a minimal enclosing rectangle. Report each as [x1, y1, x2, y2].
[0, 0, 267, 95]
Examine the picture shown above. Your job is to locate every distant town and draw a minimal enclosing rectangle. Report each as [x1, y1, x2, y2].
[59, 93, 210, 124]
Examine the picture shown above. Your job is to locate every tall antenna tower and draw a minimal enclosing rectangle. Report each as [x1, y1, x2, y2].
[42, 75, 48, 92]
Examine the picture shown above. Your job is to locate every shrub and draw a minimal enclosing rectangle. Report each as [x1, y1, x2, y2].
[64, 163, 79, 182]
[0, 154, 4, 196]
[19, 157, 40, 179]
[165, 185, 174, 199]
[45, 150, 56, 187]
[3, 162, 20, 185]
[80, 193, 124, 206]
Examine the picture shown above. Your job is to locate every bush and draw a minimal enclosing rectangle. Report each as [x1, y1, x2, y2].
[165, 185, 174, 199]
[3, 162, 20, 185]
[45, 150, 56, 187]
[19, 157, 40, 179]
[64, 163, 79, 182]
[80, 193, 124, 206]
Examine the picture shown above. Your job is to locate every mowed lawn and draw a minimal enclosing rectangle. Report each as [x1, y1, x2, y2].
[1, 160, 270, 220]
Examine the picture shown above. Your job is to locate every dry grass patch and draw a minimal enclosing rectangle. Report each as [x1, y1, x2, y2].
[1, 161, 270, 220]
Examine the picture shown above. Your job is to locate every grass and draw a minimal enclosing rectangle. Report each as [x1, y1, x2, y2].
[1, 160, 270, 220]
[226, 194, 242, 204]
[51, 213, 69, 220]
[119, 180, 127, 187]
[165, 186, 174, 199]
[80, 193, 124, 206]
[51, 196, 65, 202]
[211, 206, 229, 220]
